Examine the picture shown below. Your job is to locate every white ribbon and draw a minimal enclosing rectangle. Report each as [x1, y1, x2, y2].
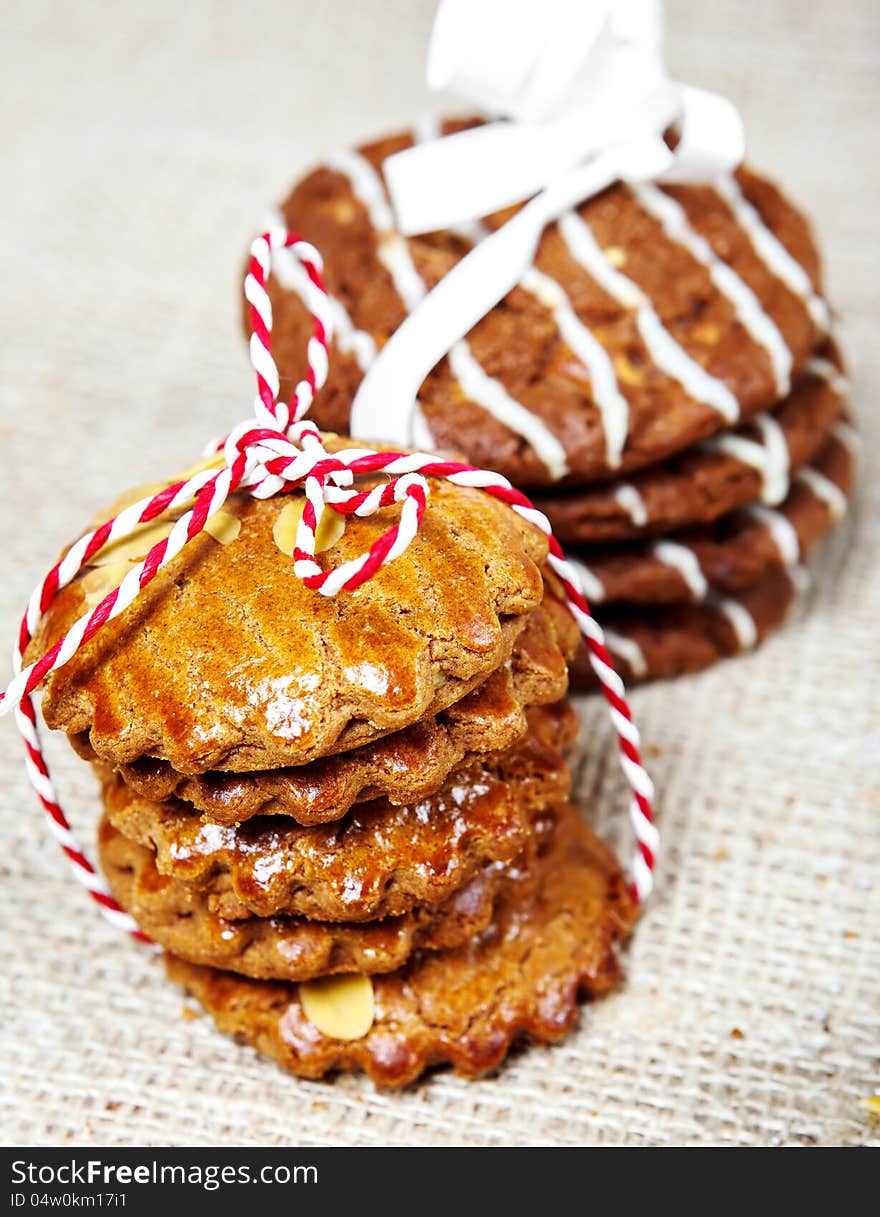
[349, 0, 745, 447]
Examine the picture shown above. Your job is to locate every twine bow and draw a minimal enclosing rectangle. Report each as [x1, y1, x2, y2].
[349, 0, 745, 445]
[2, 228, 656, 941]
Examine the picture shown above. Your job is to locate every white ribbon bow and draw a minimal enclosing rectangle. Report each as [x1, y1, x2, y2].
[350, 0, 745, 446]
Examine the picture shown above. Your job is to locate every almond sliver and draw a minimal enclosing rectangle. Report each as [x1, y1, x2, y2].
[80, 560, 132, 609]
[273, 499, 345, 557]
[204, 511, 241, 546]
[299, 974, 375, 1041]
[90, 519, 175, 567]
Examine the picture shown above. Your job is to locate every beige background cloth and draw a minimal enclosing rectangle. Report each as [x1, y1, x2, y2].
[0, 0, 877, 1147]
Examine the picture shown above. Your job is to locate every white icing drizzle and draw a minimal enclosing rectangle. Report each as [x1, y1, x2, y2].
[446, 342, 569, 478]
[796, 467, 848, 522]
[651, 540, 709, 599]
[559, 209, 741, 422]
[613, 483, 649, 527]
[603, 628, 648, 678]
[715, 175, 831, 333]
[831, 419, 862, 464]
[630, 183, 792, 397]
[752, 414, 791, 504]
[267, 209, 377, 373]
[521, 268, 630, 466]
[746, 504, 800, 566]
[790, 564, 811, 596]
[451, 218, 629, 468]
[704, 411, 790, 505]
[329, 148, 569, 478]
[709, 594, 758, 650]
[806, 355, 849, 397]
[567, 556, 606, 604]
[327, 150, 427, 311]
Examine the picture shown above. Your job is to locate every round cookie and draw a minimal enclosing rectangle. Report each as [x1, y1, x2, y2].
[569, 424, 856, 606]
[262, 119, 828, 489]
[165, 801, 637, 1086]
[572, 566, 800, 688]
[534, 350, 847, 543]
[99, 815, 529, 982]
[27, 459, 547, 774]
[70, 595, 578, 826]
[98, 702, 575, 924]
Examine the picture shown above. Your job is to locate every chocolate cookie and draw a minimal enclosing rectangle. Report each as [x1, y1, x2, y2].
[534, 351, 847, 543]
[99, 815, 532, 981]
[27, 463, 547, 774]
[573, 566, 800, 687]
[98, 702, 575, 924]
[166, 801, 636, 1086]
[70, 596, 577, 826]
[261, 119, 828, 489]
[569, 423, 856, 606]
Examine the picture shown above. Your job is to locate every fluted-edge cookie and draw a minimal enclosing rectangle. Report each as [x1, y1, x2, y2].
[28, 457, 547, 774]
[166, 801, 637, 1086]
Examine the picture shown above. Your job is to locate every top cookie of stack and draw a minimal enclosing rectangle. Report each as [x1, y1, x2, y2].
[258, 118, 854, 686]
[27, 447, 636, 1086]
[31, 449, 549, 775]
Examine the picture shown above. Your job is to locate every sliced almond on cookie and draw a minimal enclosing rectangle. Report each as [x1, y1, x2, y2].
[90, 519, 175, 567]
[203, 511, 241, 546]
[273, 499, 345, 557]
[91, 482, 169, 527]
[80, 560, 132, 609]
[299, 974, 375, 1041]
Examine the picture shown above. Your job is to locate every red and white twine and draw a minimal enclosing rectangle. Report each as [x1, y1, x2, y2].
[1, 228, 657, 941]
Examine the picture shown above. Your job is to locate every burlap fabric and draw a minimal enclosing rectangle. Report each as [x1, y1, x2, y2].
[1, 0, 877, 1147]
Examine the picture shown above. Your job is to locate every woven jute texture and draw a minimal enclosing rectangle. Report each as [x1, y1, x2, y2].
[1, 0, 877, 1147]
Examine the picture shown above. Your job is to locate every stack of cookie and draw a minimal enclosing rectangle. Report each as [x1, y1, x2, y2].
[28, 452, 636, 1086]
[260, 119, 857, 688]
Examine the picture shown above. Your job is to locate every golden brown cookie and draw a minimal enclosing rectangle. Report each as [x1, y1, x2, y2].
[572, 566, 799, 688]
[534, 350, 846, 543]
[98, 701, 575, 923]
[99, 815, 531, 981]
[570, 424, 856, 606]
[166, 801, 637, 1086]
[70, 596, 577, 826]
[262, 119, 827, 489]
[27, 463, 547, 774]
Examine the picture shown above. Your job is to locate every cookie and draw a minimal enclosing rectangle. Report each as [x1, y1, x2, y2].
[534, 350, 847, 544]
[99, 815, 535, 981]
[69, 596, 577, 826]
[261, 119, 827, 489]
[98, 702, 575, 923]
[572, 566, 799, 688]
[166, 801, 637, 1086]
[569, 424, 856, 606]
[27, 462, 547, 774]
